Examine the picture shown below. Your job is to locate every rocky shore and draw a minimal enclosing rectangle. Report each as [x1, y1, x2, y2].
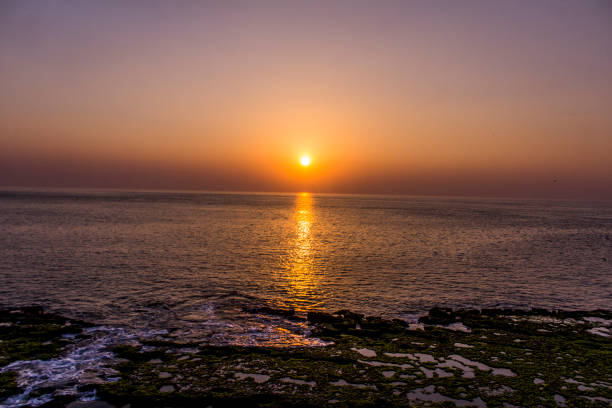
[1, 306, 611, 407]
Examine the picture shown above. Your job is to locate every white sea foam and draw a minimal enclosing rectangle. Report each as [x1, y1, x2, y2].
[0, 326, 149, 408]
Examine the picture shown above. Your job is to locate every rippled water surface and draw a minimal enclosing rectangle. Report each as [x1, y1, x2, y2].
[1, 190, 611, 333]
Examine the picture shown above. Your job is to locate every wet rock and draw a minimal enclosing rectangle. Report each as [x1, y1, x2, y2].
[334, 310, 365, 323]
[30, 385, 60, 397]
[66, 401, 116, 408]
[361, 316, 407, 333]
[77, 383, 98, 393]
[309, 310, 408, 336]
[307, 311, 345, 324]
[38, 395, 78, 408]
[419, 307, 460, 325]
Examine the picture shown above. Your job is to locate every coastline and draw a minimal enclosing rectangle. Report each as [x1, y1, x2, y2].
[1, 307, 611, 407]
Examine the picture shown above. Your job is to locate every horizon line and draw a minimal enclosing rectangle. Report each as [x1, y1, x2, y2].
[1, 185, 611, 203]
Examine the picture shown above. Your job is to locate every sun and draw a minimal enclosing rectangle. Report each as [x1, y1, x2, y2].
[300, 155, 311, 167]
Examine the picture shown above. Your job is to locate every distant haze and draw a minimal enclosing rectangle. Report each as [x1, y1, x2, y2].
[1, 1, 611, 199]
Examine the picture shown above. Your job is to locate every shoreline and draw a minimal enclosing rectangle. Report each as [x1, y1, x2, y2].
[1, 306, 611, 407]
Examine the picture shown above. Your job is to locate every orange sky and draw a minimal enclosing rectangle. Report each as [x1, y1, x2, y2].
[1, 1, 611, 198]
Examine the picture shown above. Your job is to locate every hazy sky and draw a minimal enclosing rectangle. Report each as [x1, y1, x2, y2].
[1, 0, 611, 198]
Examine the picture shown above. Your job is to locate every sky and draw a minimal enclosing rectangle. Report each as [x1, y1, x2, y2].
[1, 0, 611, 199]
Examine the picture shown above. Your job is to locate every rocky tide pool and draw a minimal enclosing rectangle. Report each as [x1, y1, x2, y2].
[1, 306, 611, 407]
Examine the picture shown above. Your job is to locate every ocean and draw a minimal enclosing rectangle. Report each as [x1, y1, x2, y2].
[1, 190, 611, 345]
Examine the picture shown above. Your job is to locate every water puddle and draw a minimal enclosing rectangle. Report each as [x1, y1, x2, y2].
[350, 347, 377, 357]
[234, 372, 270, 383]
[280, 377, 316, 386]
[407, 385, 486, 407]
[330, 379, 376, 389]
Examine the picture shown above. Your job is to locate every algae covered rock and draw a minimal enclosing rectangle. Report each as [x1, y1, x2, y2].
[2, 306, 612, 407]
[0, 307, 87, 366]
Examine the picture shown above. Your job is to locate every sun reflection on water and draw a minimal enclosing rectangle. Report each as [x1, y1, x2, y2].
[281, 192, 324, 311]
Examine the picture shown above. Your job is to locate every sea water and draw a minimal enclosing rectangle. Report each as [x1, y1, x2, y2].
[1, 190, 611, 343]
